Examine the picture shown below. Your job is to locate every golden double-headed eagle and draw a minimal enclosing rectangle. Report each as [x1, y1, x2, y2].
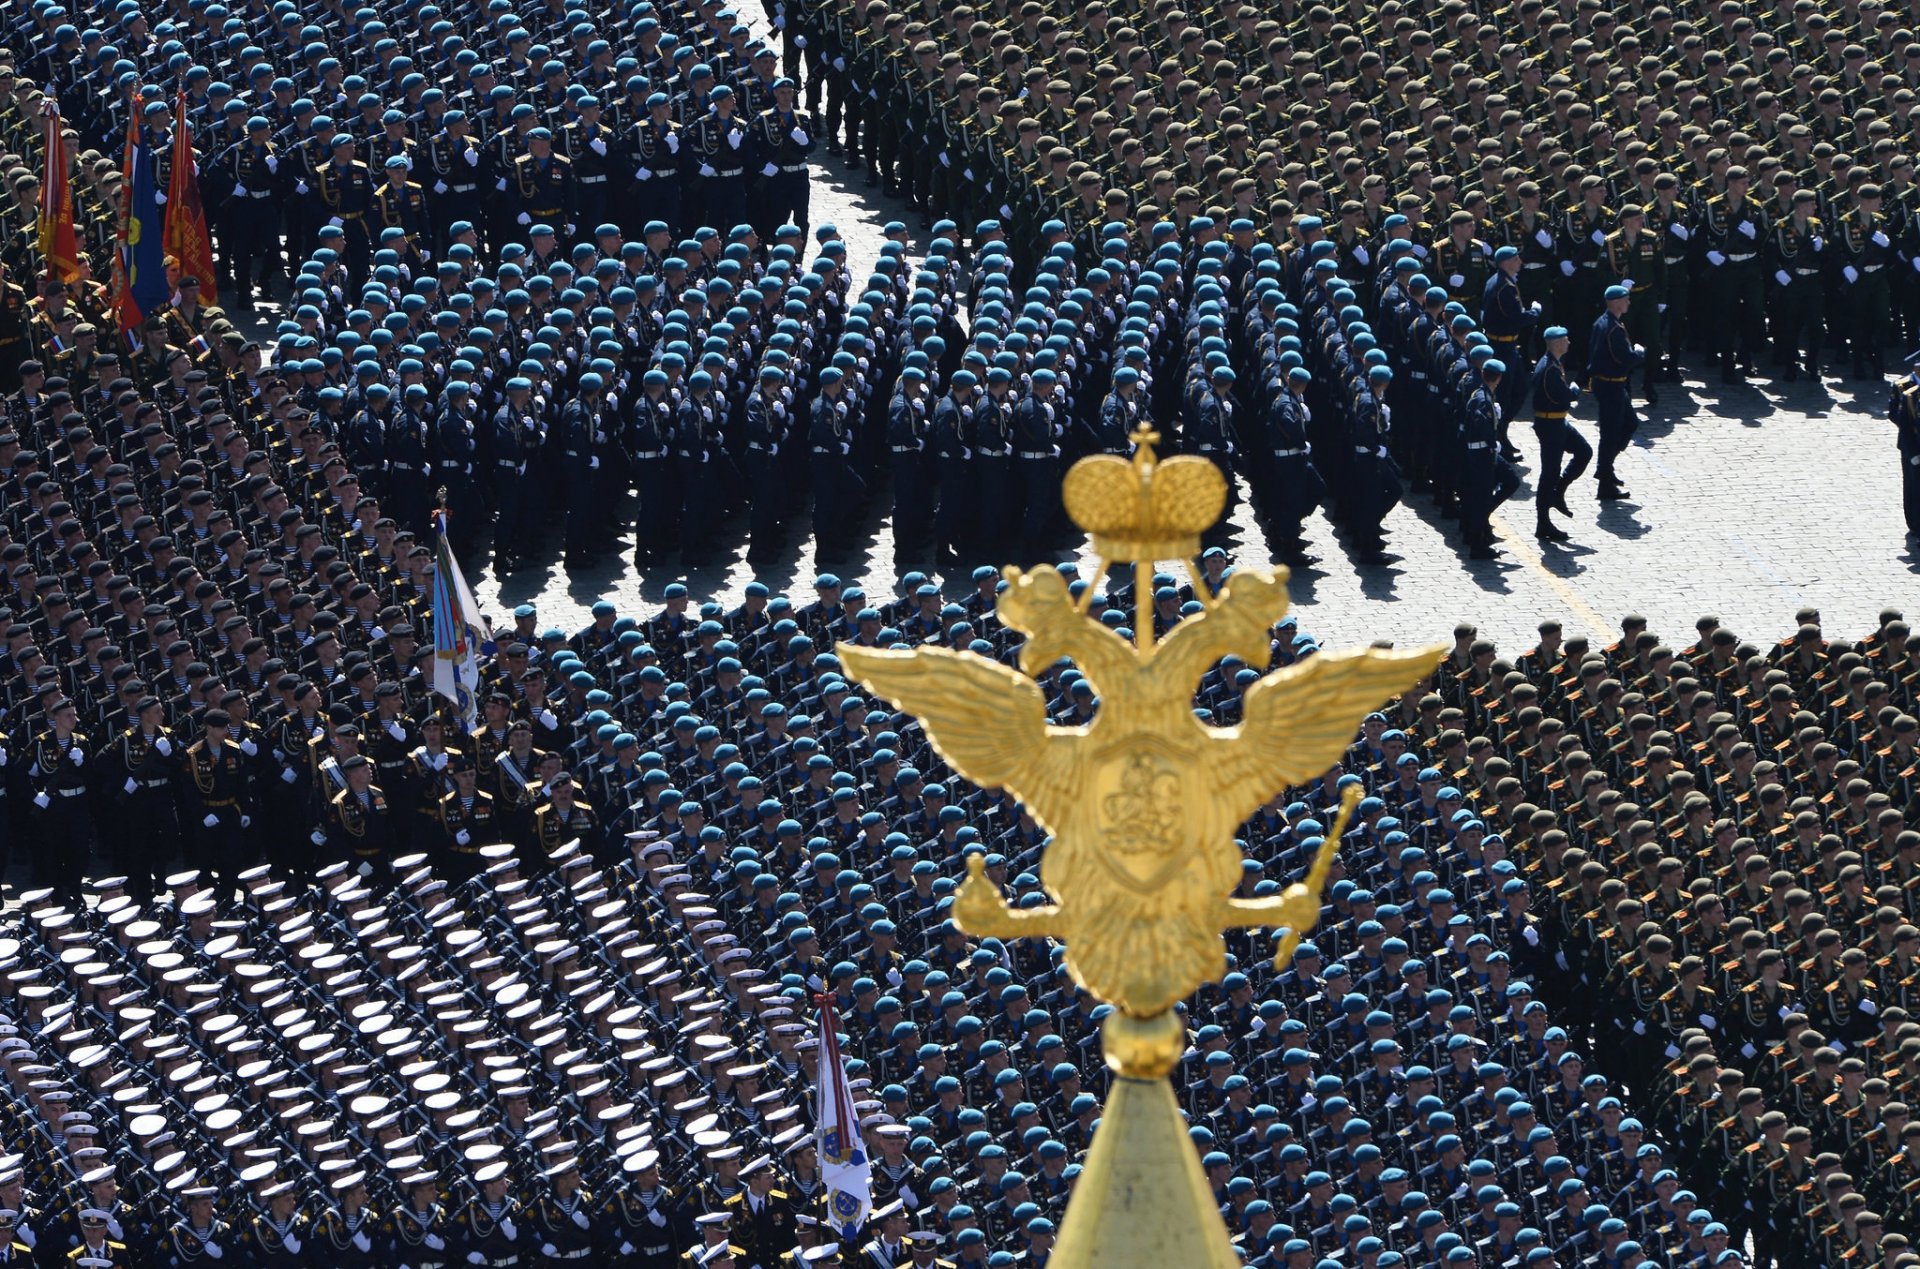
[840, 430, 1441, 1018]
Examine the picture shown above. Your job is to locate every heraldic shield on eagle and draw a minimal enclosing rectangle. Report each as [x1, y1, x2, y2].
[838, 454, 1442, 1019]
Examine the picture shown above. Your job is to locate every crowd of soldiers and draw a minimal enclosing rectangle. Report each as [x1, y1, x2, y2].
[0, 0, 1918, 1265]
[6, 0, 1920, 574]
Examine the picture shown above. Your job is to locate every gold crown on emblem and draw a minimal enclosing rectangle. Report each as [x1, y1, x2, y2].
[1062, 426, 1227, 562]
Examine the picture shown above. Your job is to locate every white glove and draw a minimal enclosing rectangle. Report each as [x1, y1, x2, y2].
[205, 1243, 223, 1259]
[329, 216, 344, 227]
[1353, 245, 1369, 265]
[32, 792, 49, 810]
[233, 183, 248, 197]
[1845, 265, 1860, 283]
[353, 1231, 372, 1253]
[700, 163, 717, 176]
[1558, 260, 1575, 277]
[1707, 250, 1726, 266]
[384, 720, 405, 742]
[635, 167, 652, 180]
[434, 180, 448, 194]
[1448, 273, 1465, 287]
[590, 455, 601, 469]
[792, 128, 810, 145]
[938, 151, 950, 167]
[1000, 203, 1012, 219]
[1670, 223, 1689, 240]
[426, 1235, 445, 1250]
[241, 815, 251, 828]
[1874, 230, 1890, 247]
[239, 738, 257, 756]
[310, 828, 326, 845]
[282, 766, 299, 784]
[1699, 1013, 1718, 1030]
[469, 1256, 486, 1266]
[619, 1243, 635, 1256]
[796, 33, 807, 45]
[456, 828, 471, 845]
[155, 191, 167, 204]
[726, 130, 741, 149]
[647, 1210, 667, 1229]
[1632, 1019, 1647, 1035]
[1621, 277, 1635, 290]
[570, 1211, 590, 1231]
[499, 1219, 516, 1241]
[833, 56, 847, 71]
[464, 149, 479, 167]
[538, 709, 559, 729]
[763, 162, 779, 176]
[203, 812, 221, 829]
[496, 177, 508, 191]
[264, 154, 278, 172]
[1737, 220, 1756, 239]
[156, 736, 173, 756]
[1529, 301, 1541, 314]
[1775, 269, 1791, 286]
[517, 211, 532, 225]
[589, 137, 607, 155]
[0, 747, 8, 767]
[1812, 236, 1823, 251]
[541, 1245, 558, 1258]
[1862, 999, 1880, 1015]
[1534, 229, 1553, 248]
[1658, 303, 1667, 312]
[282, 1235, 301, 1255]
[1589, 228, 1604, 245]
[69, 747, 83, 766]
[125, 777, 139, 795]
[666, 132, 680, 153]
[357, 861, 374, 878]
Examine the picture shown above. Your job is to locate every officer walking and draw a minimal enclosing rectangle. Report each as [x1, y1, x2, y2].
[1586, 285, 1645, 501]
[1012, 368, 1064, 559]
[1529, 326, 1589, 543]
[184, 708, 253, 900]
[1479, 246, 1538, 453]
[629, 369, 674, 565]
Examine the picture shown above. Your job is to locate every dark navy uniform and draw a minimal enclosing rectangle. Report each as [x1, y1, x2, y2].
[1585, 296, 1644, 499]
[1529, 337, 1590, 540]
[750, 89, 816, 242]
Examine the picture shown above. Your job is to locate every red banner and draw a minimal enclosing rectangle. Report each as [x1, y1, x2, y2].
[165, 94, 216, 304]
[37, 102, 81, 285]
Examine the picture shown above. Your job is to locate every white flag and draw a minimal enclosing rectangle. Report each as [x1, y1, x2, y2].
[814, 997, 872, 1235]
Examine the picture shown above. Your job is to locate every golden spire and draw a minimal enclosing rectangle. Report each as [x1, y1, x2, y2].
[838, 444, 1444, 1269]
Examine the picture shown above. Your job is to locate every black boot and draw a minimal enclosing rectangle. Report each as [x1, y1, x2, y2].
[1720, 354, 1738, 384]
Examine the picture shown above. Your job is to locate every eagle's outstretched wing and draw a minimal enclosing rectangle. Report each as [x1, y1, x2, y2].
[1209, 645, 1444, 821]
[837, 645, 1069, 805]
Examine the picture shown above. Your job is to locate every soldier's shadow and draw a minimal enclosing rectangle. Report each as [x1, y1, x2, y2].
[1532, 539, 1599, 577]
[1901, 541, 1920, 575]
[1594, 502, 1650, 539]
[1690, 379, 1780, 425]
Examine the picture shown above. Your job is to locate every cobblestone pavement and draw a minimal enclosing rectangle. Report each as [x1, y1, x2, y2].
[466, 145, 1920, 654]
